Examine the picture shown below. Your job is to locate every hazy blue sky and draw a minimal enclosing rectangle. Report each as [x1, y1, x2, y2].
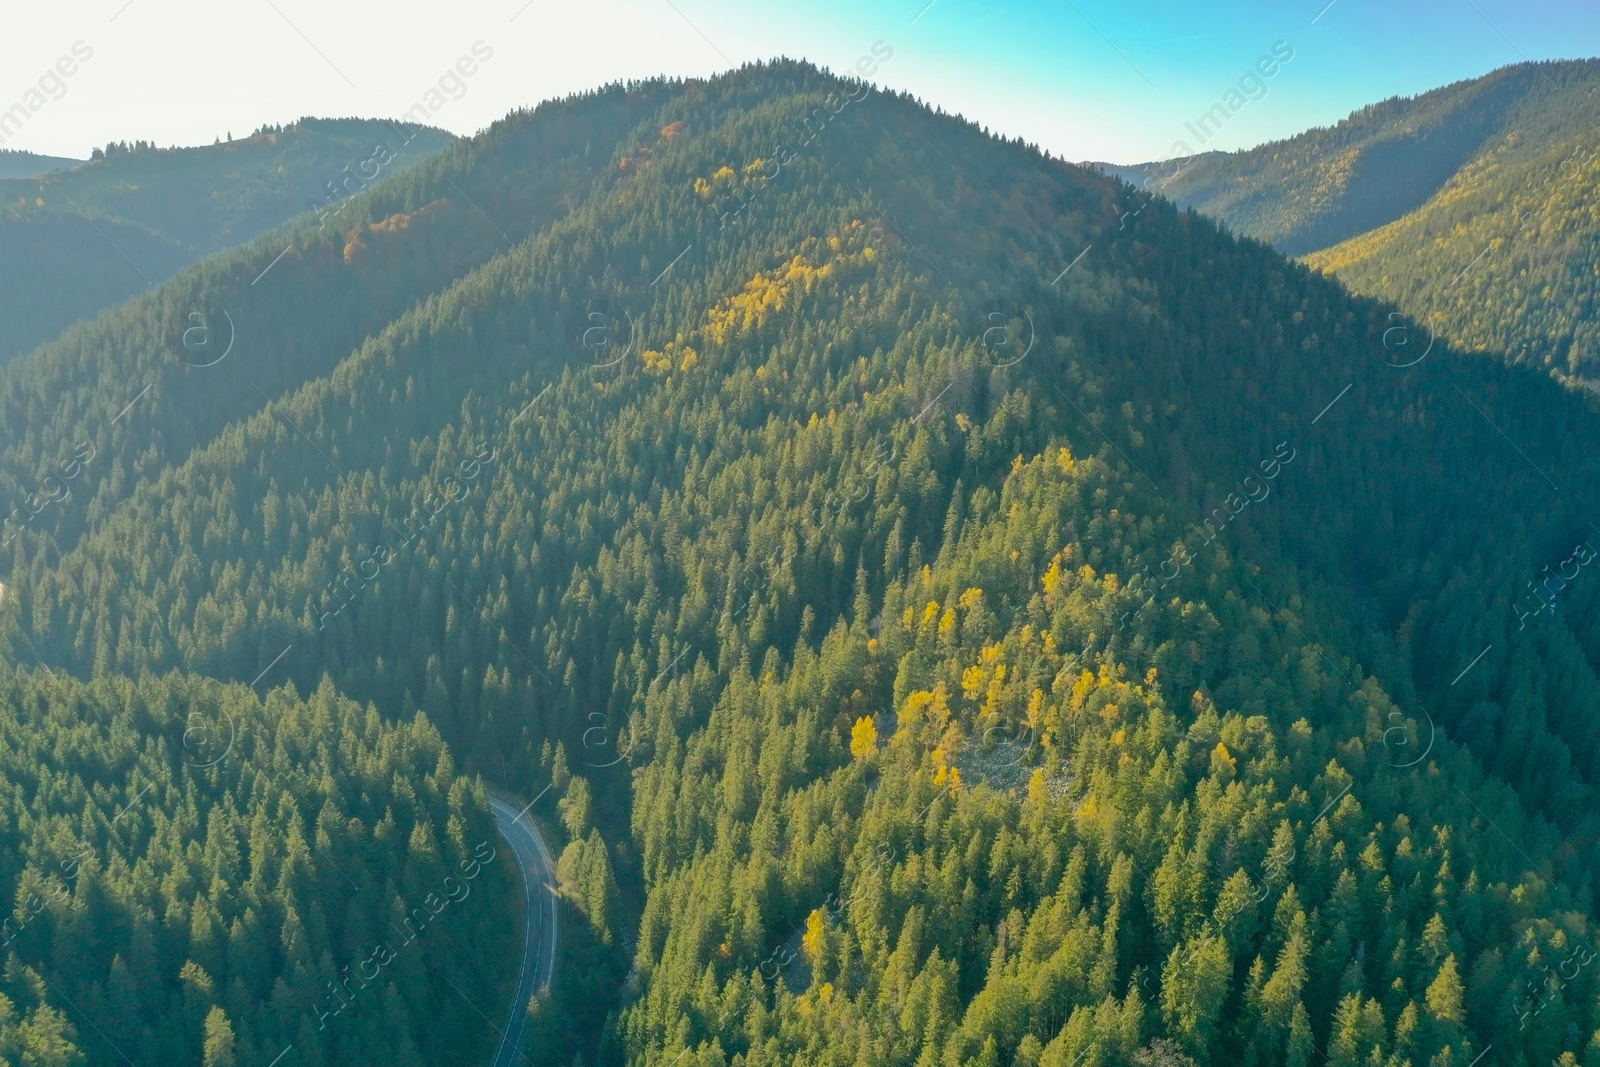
[5, 0, 1598, 162]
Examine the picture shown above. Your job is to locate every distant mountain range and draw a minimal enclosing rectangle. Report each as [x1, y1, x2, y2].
[1104, 58, 1600, 381]
[0, 148, 82, 179]
[0, 117, 454, 363]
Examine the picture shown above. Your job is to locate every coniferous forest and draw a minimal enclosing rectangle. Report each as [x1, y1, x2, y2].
[5, 53, 1600, 1067]
[1112, 58, 1600, 385]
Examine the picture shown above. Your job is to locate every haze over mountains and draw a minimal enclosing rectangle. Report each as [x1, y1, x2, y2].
[0, 118, 454, 364]
[0, 148, 81, 179]
[4, 53, 1600, 1067]
[1109, 58, 1600, 382]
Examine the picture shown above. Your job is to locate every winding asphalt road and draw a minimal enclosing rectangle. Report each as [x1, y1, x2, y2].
[489, 793, 559, 1067]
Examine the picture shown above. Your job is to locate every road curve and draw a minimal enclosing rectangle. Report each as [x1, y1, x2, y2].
[489, 793, 559, 1067]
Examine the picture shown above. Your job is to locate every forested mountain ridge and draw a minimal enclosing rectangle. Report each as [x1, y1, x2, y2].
[1103, 61, 1580, 255]
[0, 149, 81, 180]
[0, 86, 674, 570]
[0, 119, 456, 365]
[1106, 58, 1600, 381]
[7, 58, 1600, 1067]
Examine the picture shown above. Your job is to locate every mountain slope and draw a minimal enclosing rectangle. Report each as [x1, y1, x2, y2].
[1303, 69, 1600, 380]
[0, 667, 516, 1067]
[0, 118, 454, 363]
[0, 148, 81, 179]
[0, 86, 673, 568]
[1108, 59, 1600, 381]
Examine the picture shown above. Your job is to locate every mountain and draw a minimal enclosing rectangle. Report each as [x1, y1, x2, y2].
[6, 59, 1600, 1067]
[0, 118, 455, 364]
[0, 149, 81, 179]
[1106, 59, 1600, 381]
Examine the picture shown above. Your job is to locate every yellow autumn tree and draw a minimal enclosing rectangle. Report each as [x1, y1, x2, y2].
[202, 1006, 237, 1067]
[802, 908, 828, 963]
[1210, 741, 1237, 781]
[1426, 954, 1465, 1023]
[850, 716, 878, 759]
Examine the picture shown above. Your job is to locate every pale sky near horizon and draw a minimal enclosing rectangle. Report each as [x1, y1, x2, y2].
[4, 0, 1598, 165]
